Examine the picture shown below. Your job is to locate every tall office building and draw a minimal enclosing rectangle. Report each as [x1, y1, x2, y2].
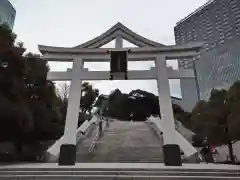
[175, 0, 240, 109]
[0, 0, 16, 29]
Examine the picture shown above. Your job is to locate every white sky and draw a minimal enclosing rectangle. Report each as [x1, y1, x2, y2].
[9, 0, 208, 97]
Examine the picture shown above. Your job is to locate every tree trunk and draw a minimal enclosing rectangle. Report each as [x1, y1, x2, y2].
[228, 140, 235, 164]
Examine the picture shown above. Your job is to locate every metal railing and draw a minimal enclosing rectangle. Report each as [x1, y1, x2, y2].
[88, 116, 108, 153]
[88, 131, 100, 153]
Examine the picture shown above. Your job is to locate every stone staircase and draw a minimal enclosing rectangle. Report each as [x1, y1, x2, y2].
[76, 121, 164, 163]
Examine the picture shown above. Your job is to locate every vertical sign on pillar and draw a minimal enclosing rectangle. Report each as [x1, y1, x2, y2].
[109, 51, 128, 80]
[58, 58, 83, 166]
[155, 55, 182, 166]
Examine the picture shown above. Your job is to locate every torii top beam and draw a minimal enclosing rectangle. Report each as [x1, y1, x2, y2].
[39, 43, 203, 62]
[74, 22, 166, 48]
[38, 22, 203, 62]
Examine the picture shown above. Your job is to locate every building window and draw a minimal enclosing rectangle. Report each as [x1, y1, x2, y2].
[236, 25, 240, 34]
[212, 42, 216, 48]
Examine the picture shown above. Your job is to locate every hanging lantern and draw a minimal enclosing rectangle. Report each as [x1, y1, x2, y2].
[109, 51, 128, 80]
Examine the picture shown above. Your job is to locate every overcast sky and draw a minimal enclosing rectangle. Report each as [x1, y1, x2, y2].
[9, 0, 208, 97]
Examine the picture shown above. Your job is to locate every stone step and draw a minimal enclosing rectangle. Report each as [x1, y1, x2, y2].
[0, 168, 239, 180]
[0, 162, 239, 180]
[75, 158, 163, 163]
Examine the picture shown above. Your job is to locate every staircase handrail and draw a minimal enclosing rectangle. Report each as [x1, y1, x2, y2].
[88, 116, 108, 152]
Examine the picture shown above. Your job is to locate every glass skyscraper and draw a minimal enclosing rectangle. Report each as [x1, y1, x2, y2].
[175, 0, 240, 103]
[0, 0, 16, 29]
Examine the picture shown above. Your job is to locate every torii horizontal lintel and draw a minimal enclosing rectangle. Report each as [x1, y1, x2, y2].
[47, 68, 194, 81]
[43, 51, 199, 62]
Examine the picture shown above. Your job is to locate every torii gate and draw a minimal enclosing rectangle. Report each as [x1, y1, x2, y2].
[38, 22, 202, 166]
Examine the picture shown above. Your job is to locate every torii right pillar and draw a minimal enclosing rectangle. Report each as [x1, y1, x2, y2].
[155, 55, 182, 166]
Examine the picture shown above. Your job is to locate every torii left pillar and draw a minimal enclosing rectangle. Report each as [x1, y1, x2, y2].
[58, 58, 83, 165]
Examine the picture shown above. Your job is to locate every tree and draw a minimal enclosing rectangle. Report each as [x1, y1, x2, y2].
[0, 25, 31, 142]
[24, 53, 64, 141]
[56, 83, 69, 123]
[58, 83, 69, 100]
[80, 82, 99, 113]
[173, 103, 192, 129]
[56, 81, 97, 127]
[105, 89, 127, 119]
[190, 85, 240, 164]
[225, 82, 240, 163]
[0, 25, 65, 160]
[57, 82, 99, 114]
[0, 24, 16, 49]
[129, 89, 160, 119]
[101, 88, 183, 121]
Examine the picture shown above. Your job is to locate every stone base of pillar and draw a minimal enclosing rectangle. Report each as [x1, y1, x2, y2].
[163, 144, 182, 166]
[58, 144, 76, 165]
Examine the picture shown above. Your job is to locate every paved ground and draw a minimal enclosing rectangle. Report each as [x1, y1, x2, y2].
[76, 121, 164, 163]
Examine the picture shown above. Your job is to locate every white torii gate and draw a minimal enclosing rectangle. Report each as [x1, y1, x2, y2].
[38, 23, 202, 166]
